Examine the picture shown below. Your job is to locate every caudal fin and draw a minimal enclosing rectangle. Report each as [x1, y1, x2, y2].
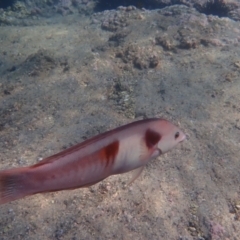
[0, 168, 32, 205]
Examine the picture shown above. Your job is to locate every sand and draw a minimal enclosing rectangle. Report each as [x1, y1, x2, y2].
[0, 5, 240, 240]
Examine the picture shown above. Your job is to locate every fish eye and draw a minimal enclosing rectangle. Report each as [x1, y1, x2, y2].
[175, 132, 180, 139]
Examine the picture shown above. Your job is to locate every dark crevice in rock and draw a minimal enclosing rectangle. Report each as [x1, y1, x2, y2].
[0, 0, 16, 9]
[95, 0, 238, 19]
[94, 0, 169, 12]
[194, 2, 229, 17]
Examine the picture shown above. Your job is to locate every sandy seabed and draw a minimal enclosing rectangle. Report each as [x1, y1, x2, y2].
[0, 5, 240, 240]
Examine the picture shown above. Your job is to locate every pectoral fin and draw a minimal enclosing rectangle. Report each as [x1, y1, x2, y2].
[127, 166, 144, 186]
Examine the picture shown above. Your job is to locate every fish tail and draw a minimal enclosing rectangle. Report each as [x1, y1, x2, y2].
[0, 168, 33, 205]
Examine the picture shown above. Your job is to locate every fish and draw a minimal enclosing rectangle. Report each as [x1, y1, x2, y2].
[0, 118, 186, 205]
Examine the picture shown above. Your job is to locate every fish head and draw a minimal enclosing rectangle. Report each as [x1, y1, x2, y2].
[156, 120, 186, 154]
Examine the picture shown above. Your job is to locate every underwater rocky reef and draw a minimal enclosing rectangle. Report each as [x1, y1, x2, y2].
[1, 0, 240, 26]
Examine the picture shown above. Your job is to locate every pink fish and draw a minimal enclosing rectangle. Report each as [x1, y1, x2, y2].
[0, 118, 185, 205]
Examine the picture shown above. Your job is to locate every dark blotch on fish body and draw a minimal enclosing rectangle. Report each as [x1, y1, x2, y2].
[145, 129, 161, 149]
[102, 140, 119, 167]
